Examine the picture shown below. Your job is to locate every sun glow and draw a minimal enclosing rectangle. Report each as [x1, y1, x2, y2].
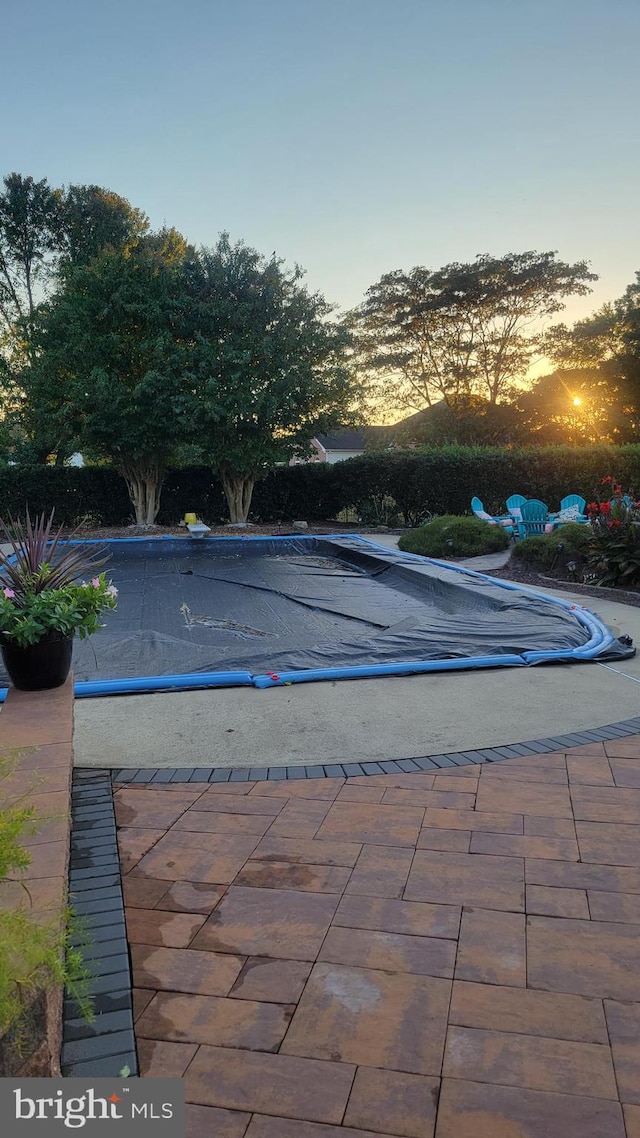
[572, 396, 582, 406]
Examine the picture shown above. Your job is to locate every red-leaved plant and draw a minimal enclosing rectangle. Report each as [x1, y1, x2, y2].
[586, 477, 640, 588]
[0, 511, 117, 647]
[0, 510, 108, 599]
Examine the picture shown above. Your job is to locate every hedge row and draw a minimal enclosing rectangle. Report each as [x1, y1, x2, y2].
[0, 464, 347, 527]
[1, 445, 639, 527]
[335, 446, 640, 524]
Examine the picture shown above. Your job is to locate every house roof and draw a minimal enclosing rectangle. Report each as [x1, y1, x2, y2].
[314, 430, 368, 451]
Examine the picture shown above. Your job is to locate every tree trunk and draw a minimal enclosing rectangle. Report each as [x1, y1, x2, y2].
[220, 468, 256, 524]
[118, 456, 166, 526]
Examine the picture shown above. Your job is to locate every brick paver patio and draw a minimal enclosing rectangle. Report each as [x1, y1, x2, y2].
[115, 737, 640, 1137]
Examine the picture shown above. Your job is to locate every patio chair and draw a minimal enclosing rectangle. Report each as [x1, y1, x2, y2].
[550, 494, 588, 526]
[470, 497, 514, 533]
[611, 494, 633, 508]
[506, 494, 527, 524]
[518, 499, 552, 539]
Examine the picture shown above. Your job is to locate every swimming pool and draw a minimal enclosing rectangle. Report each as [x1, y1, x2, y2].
[5, 534, 632, 698]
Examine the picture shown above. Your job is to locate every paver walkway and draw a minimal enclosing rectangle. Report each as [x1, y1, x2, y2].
[115, 737, 640, 1138]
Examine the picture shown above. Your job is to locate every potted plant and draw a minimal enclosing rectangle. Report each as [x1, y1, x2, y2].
[0, 511, 118, 691]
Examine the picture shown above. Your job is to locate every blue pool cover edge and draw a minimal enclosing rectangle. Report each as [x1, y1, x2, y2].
[0, 533, 620, 699]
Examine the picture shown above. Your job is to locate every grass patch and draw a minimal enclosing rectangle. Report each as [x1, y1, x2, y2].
[398, 516, 511, 558]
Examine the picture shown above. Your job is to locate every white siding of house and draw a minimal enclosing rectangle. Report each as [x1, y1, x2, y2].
[324, 450, 363, 463]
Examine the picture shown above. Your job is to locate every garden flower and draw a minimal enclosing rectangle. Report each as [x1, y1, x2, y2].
[3, 588, 15, 598]
[599, 501, 611, 515]
[91, 577, 101, 588]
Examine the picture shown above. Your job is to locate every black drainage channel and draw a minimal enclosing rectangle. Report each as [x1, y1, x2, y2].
[109, 715, 640, 784]
[62, 769, 138, 1077]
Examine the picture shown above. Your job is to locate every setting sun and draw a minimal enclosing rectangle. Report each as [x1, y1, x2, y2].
[572, 396, 582, 406]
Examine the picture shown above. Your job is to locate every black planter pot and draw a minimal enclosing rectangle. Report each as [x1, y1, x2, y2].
[0, 635, 73, 691]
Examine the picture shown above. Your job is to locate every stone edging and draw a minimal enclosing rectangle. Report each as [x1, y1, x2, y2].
[109, 715, 640, 783]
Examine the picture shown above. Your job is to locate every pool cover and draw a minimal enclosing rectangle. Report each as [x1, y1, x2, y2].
[4, 535, 633, 696]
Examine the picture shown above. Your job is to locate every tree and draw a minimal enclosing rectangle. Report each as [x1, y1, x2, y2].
[0, 174, 147, 333]
[184, 235, 354, 523]
[386, 397, 521, 447]
[351, 252, 596, 415]
[54, 184, 149, 268]
[0, 174, 59, 331]
[544, 271, 640, 440]
[24, 234, 195, 524]
[510, 369, 628, 444]
[0, 173, 150, 463]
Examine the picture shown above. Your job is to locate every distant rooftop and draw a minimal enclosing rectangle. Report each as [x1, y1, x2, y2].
[314, 430, 368, 450]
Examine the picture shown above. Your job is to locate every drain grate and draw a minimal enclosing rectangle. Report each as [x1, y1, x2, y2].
[62, 770, 137, 1077]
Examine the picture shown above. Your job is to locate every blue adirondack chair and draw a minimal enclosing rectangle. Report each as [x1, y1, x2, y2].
[561, 494, 586, 513]
[471, 497, 514, 534]
[550, 494, 588, 526]
[518, 499, 550, 539]
[506, 494, 527, 524]
[611, 494, 632, 508]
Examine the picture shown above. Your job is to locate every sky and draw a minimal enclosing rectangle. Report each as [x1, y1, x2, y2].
[2, 0, 638, 339]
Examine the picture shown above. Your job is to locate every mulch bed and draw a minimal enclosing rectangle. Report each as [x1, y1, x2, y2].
[489, 563, 640, 610]
[68, 522, 399, 540]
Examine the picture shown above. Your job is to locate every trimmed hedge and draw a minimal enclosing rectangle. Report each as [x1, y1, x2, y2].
[511, 523, 594, 569]
[0, 466, 131, 526]
[161, 464, 347, 525]
[0, 463, 348, 527]
[399, 516, 511, 558]
[2, 445, 640, 527]
[336, 445, 640, 524]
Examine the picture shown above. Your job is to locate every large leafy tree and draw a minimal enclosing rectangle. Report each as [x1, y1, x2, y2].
[184, 235, 354, 523]
[0, 174, 60, 330]
[0, 173, 147, 334]
[54, 184, 148, 269]
[351, 251, 596, 415]
[0, 173, 149, 463]
[24, 232, 195, 524]
[510, 369, 625, 444]
[544, 271, 640, 440]
[387, 397, 521, 447]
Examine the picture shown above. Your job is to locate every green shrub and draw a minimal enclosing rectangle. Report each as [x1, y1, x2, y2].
[0, 753, 93, 1038]
[398, 516, 511, 558]
[511, 523, 594, 569]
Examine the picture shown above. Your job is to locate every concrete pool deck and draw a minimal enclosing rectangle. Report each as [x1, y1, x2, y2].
[73, 541, 640, 770]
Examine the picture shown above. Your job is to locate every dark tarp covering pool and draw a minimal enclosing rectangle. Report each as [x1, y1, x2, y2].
[7, 535, 632, 695]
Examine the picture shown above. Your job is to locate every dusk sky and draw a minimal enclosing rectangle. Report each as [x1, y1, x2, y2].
[4, 0, 638, 333]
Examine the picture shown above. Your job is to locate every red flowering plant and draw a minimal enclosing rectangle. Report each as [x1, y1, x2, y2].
[0, 510, 117, 647]
[586, 476, 640, 588]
